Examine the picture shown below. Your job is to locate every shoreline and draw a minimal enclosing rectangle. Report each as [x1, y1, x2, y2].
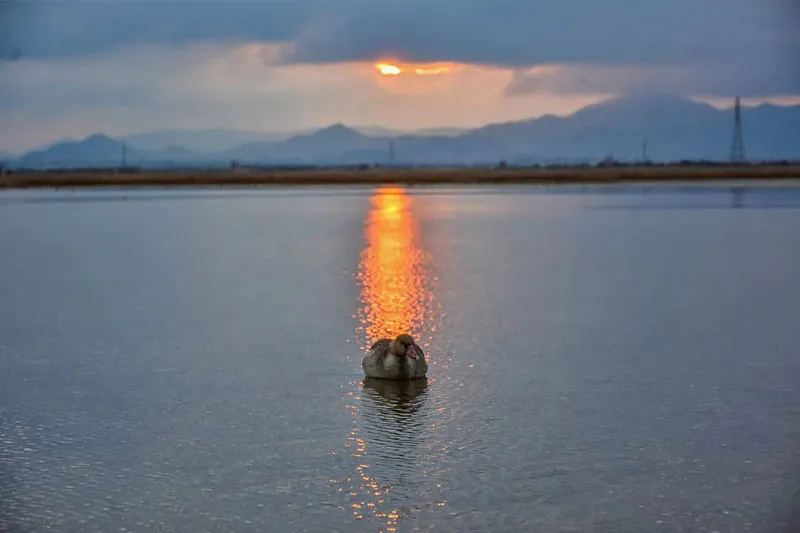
[1, 164, 799, 190]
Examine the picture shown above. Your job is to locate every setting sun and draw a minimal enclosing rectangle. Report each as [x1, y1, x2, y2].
[374, 61, 462, 79]
[376, 63, 402, 76]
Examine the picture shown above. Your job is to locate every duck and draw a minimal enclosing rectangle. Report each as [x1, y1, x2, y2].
[361, 333, 428, 380]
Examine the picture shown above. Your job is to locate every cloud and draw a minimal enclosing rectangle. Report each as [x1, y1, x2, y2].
[2, 0, 797, 69]
[505, 62, 800, 99]
[285, 1, 797, 68]
[0, 2, 305, 60]
[3, 1, 796, 97]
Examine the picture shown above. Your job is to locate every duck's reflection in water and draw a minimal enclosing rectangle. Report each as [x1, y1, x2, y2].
[362, 378, 429, 410]
[344, 378, 432, 531]
[360, 378, 430, 486]
[336, 377, 433, 530]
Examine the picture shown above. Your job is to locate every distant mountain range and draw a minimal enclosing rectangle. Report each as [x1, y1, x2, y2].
[5, 94, 799, 169]
[117, 125, 467, 153]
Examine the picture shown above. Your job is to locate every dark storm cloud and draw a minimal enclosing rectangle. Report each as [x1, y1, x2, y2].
[0, 1, 310, 60]
[1, 0, 796, 67]
[286, 1, 796, 68]
[1, 0, 797, 97]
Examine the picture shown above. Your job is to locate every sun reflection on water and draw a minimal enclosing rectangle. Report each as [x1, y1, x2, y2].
[333, 187, 447, 532]
[357, 187, 435, 346]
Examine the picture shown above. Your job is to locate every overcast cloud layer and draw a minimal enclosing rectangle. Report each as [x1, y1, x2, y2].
[3, 0, 798, 68]
[1, 0, 798, 151]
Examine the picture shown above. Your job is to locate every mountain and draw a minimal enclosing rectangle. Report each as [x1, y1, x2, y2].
[737, 104, 800, 161]
[17, 134, 129, 167]
[14, 133, 208, 168]
[119, 125, 467, 153]
[268, 123, 387, 162]
[352, 125, 466, 137]
[350, 126, 406, 137]
[120, 129, 299, 153]
[10, 94, 800, 168]
[414, 127, 468, 137]
[216, 123, 392, 164]
[176, 123, 469, 164]
[463, 94, 800, 162]
[212, 127, 407, 164]
[216, 140, 275, 162]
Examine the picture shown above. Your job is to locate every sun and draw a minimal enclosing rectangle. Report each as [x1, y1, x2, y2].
[374, 61, 460, 78]
[376, 63, 402, 76]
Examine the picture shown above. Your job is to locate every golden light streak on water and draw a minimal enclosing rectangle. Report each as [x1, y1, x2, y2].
[357, 187, 432, 344]
[331, 187, 448, 532]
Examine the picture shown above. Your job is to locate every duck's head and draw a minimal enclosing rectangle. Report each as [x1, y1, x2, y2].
[393, 333, 422, 360]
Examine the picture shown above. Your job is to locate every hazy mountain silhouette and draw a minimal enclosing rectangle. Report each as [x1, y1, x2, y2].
[119, 125, 467, 153]
[354, 125, 467, 137]
[16, 133, 205, 168]
[463, 93, 798, 162]
[212, 123, 383, 163]
[18, 134, 130, 167]
[120, 129, 298, 153]
[216, 140, 276, 162]
[11, 95, 800, 168]
[268, 123, 388, 162]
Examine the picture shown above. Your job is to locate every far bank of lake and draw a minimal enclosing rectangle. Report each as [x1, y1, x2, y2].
[2, 163, 800, 190]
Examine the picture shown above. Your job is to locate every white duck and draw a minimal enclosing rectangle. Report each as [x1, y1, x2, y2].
[361, 333, 428, 380]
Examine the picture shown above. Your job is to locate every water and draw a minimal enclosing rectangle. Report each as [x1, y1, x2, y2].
[1, 184, 799, 532]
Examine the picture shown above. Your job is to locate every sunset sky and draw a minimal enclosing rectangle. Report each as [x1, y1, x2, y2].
[1, 0, 798, 152]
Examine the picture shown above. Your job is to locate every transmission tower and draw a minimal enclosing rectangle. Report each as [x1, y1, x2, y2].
[730, 96, 746, 163]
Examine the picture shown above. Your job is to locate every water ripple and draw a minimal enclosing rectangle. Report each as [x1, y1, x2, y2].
[334, 186, 451, 532]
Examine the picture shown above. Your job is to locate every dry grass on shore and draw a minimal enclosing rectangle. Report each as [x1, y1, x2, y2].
[2, 164, 800, 190]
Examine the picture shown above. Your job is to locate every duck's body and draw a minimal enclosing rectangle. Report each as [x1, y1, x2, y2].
[362, 334, 428, 380]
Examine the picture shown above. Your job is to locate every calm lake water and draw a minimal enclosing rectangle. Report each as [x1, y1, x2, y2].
[1, 184, 799, 532]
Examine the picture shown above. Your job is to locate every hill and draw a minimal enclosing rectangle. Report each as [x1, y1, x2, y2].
[10, 94, 800, 168]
